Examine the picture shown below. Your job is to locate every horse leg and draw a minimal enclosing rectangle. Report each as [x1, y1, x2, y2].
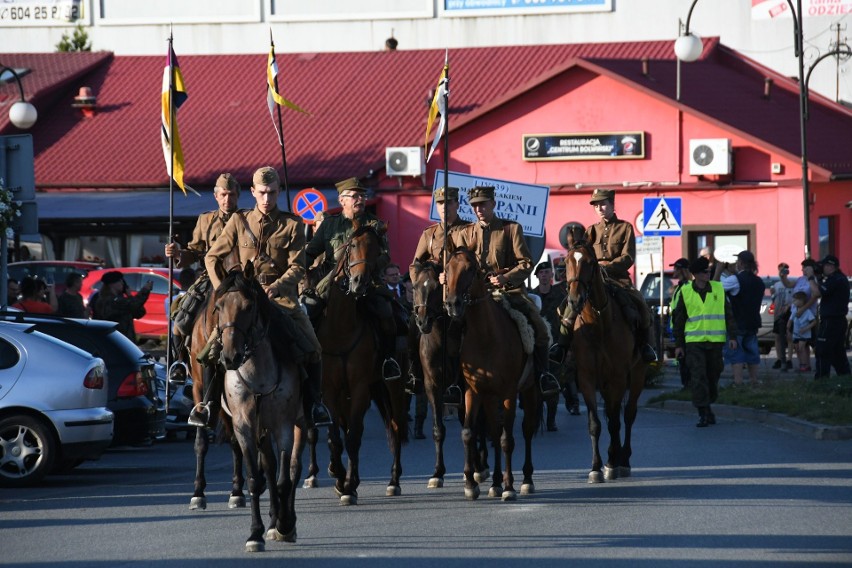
[302, 425, 320, 489]
[603, 393, 624, 481]
[238, 434, 266, 553]
[499, 396, 518, 501]
[461, 391, 481, 500]
[425, 374, 447, 489]
[258, 435, 281, 539]
[190, 426, 209, 510]
[326, 421, 347, 496]
[228, 430, 247, 508]
[474, 411, 490, 483]
[620, 367, 645, 477]
[519, 386, 539, 495]
[269, 426, 299, 544]
[341, 417, 365, 505]
[580, 386, 604, 484]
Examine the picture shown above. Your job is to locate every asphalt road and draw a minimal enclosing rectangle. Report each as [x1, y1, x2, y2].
[2, 377, 851, 567]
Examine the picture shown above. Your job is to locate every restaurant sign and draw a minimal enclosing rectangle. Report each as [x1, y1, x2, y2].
[523, 131, 645, 161]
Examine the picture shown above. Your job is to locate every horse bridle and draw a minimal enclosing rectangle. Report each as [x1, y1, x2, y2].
[563, 246, 609, 321]
[331, 225, 377, 295]
[447, 249, 489, 308]
[215, 289, 269, 364]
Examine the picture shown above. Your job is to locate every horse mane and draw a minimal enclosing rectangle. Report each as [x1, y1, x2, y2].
[217, 268, 275, 321]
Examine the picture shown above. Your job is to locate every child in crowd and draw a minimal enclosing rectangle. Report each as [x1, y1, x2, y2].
[787, 291, 816, 372]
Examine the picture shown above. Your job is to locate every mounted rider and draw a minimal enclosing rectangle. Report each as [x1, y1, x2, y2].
[452, 185, 561, 396]
[302, 177, 402, 381]
[557, 188, 657, 363]
[408, 185, 469, 403]
[165, 173, 242, 427]
[204, 166, 332, 428]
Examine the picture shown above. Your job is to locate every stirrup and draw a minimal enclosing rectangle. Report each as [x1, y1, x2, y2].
[539, 372, 561, 397]
[404, 374, 420, 396]
[640, 344, 658, 363]
[311, 402, 333, 428]
[382, 358, 402, 381]
[188, 402, 211, 428]
[442, 384, 462, 406]
[548, 343, 566, 366]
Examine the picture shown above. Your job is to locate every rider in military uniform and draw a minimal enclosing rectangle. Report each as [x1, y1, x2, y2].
[165, 173, 242, 427]
[582, 188, 657, 363]
[408, 186, 469, 404]
[302, 177, 402, 381]
[453, 185, 561, 396]
[205, 166, 332, 427]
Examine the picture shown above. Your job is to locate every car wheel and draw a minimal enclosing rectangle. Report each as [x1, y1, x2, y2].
[0, 415, 57, 487]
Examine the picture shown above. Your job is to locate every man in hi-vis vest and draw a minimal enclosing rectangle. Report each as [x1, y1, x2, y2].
[672, 256, 738, 428]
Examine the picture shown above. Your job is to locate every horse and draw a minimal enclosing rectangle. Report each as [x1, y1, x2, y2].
[443, 247, 540, 501]
[561, 241, 646, 483]
[411, 260, 489, 489]
[212, 263, 304, 552]
[310, 220, 408, 505]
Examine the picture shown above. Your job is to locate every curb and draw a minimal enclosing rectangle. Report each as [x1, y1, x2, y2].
[646, 399, 852, 441]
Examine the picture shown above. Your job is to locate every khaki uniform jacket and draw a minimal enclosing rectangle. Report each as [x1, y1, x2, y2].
[408, 218, 469, 282]
[177, 210, 237, 267]
[454, 217, 532, 290]
[584, 214, 636, 286]
[205, 207, 305, 310]
[304, 212, 390, 281]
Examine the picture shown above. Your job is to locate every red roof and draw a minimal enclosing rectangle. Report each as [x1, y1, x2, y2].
[2, 38, 851, 190]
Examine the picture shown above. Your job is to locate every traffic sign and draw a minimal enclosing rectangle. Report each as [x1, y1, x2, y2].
[642, 196, 682, 237]
[293, 188, 328, 223]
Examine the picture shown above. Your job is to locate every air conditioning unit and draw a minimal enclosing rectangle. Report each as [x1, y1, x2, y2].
[385, 147, 424, 177]
[689, 138, 732, 176]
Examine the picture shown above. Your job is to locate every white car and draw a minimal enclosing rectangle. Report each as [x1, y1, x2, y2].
[0, 322, 114, 487]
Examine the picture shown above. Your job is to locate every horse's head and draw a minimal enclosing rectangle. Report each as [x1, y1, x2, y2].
[213, 262, 269, 370]
[336, 220, 385, 297]
[443, 247, 480, 321]
[412, 261, 442, 333]
[563, 241, 597, 315]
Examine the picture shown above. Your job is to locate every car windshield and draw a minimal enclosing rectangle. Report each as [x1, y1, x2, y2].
[640, 273, 674, 303]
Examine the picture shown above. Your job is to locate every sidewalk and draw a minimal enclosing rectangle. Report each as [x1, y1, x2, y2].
[645, 349, 852, 441]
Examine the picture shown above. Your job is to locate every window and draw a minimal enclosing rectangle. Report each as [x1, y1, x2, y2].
[818, 216, 835, 259]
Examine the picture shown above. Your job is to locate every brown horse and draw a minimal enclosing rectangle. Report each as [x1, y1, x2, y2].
[312, 220, 408, 505]
[444, 247, 540, 501]
[213, 264, 304, 552]
[411, 260, 489, 489]
[562, 241, 646, 483]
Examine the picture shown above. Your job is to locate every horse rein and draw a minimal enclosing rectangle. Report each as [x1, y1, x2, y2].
[331, 226, 377, 294]
[215, 289, 269, 365]
[563, 248, 610, 323]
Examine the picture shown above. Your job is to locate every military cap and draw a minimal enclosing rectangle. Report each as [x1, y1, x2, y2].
[534, 262, 552, 275]
[434, 186, 459, 203]
[669, 258, 690, 269]
[252, 166, 280, 187]
[214, 173, 240, 193]
[468, 185, 495, 204]
[589, 188, 616, 204]
[689, 256, 710, 274]
[100, 271, 124, 285]
[335, 177, 367, 195]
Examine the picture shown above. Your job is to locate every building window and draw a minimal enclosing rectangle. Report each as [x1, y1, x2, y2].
[818, 216, 835, 259]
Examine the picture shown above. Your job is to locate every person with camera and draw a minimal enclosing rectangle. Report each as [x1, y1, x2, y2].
[94, 271, 152, 343]
[806, 255, 850, 378]
[12, 276, 57, 314]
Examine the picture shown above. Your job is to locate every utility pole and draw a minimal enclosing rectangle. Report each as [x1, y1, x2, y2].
[829, 22, 849, 103]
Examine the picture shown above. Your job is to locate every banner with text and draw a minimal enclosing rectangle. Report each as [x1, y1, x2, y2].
[523, 132, 645, 161]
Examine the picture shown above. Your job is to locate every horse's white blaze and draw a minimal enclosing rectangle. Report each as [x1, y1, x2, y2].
[573, 251, 584, 263]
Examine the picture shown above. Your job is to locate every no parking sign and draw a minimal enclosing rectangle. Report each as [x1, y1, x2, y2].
[293, 188, 328, 224]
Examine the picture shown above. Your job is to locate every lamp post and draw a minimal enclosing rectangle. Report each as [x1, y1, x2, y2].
[674, 0, 850, 260]
[1, 65, 37, 308]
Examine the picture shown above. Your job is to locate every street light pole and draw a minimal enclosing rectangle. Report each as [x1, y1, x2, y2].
[673, 0, 842, 260]
[1, 65, 38, 308]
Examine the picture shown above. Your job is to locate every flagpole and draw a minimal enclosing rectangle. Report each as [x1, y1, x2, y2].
[440, 49, 450, 404]
[270, 29, 291, 212]
[165, 29, 175, 415]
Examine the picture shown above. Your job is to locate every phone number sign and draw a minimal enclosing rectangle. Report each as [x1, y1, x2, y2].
[0, 0, 84, 26]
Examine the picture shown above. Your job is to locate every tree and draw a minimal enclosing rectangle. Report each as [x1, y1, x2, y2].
[56, 25, 92, 52]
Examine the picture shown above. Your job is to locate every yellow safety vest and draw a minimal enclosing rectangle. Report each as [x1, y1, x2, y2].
[681, 281, 727, 343]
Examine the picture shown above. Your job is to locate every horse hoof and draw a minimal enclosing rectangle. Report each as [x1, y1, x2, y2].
[267, 527, 296, 543]
[474, 469, 490, 483]
[520, 482, 535, 495]
[386, 485, 401, 497]
[619, 466, 632, 478]
[464, 486, 480, 500]
[333, 485, 343, 498]
[603, 466, 618, 481]
[501, 489, 517, 502]
[189, 497, 207, 510]
[487, 486, 501, 498]
[588, 471, 604, 484]
[245, 540, 264, 553]
[340, 493, 358, 506]
[427, 477, 444, 489]
[303, 476, 318, 489]
[228, 495, 246, 509]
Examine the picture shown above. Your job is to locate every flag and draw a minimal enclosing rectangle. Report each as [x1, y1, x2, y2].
[267, 43, 310, 137]
[161, 45, 188, 195]
[425, 62, 448, 163]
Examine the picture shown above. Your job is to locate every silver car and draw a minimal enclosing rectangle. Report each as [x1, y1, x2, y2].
[0, 322, 114, 487]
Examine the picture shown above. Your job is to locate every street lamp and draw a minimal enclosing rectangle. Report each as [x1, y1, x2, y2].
[1, 66, 38, 129]
[674, 0, 849, 260]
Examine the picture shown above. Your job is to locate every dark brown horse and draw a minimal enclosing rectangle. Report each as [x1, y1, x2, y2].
[444, 247, 540, 501]
[313, 220, 408, 505]
[562, 241, 646, 483]
[411, 260, 489, 489]
[213, 264, 304, 552]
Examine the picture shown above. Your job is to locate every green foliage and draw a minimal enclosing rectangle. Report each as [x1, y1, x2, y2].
[647, 375, 852, 426]
[56, 24, 91, 52]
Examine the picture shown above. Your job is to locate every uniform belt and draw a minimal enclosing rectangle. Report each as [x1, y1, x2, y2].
[257, 273, 280, 285]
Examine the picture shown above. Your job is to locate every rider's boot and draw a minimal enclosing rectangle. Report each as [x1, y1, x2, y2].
[534, 344, 561, 397]
[381, 333, 402, 381]
[188, 365, 219, 428]
[636, 324, 658, 363]
[545, 395, 558, 432]
[304, 359, 332, 428]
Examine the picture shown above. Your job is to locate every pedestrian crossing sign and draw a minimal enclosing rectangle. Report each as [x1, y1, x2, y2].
[642, 196, 682, 237]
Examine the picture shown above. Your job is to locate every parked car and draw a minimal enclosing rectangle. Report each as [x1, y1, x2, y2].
[0, 312, 166, 446]
[81, 267, 183, 342]
[0, 321, 113, 486]
[7, 260, 101, 297]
